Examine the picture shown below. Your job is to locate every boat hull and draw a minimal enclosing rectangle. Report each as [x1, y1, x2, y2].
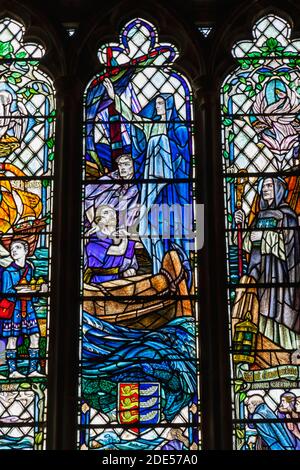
[83, 250, 192, 329]
[83, 295, 176, 329]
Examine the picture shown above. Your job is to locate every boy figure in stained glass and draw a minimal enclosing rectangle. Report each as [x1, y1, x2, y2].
[1, 240, 43, 379]
[84, 205, 138, 284]
[234, 177, 300, 350]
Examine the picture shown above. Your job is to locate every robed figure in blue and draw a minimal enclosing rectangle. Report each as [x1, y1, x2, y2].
[103, 78, 192, 275]
[245, 395, 296, 450]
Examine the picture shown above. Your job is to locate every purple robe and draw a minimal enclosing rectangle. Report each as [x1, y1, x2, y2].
[161, 439, 186, 450]
[84, 233, 137, 283]
[85, 170, 139, 229]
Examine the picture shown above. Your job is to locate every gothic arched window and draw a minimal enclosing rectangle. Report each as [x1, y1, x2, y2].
[0, 17, 55, 450]
[221, 14, 300, 450]
[79, 17, 201, 451]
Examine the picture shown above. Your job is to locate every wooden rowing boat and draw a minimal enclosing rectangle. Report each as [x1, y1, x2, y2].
[83, 250, 192, 329]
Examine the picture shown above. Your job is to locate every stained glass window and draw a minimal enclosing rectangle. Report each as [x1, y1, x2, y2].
[0, 17, 55, 450]
[221, 14, 300, 450]
[80, 18, 200, 450]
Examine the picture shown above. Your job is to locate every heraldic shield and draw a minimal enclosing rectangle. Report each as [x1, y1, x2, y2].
[118, 383, 160, 432]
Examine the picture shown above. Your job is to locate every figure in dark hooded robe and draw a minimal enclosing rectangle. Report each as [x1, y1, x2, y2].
[235, 176, 300, 349]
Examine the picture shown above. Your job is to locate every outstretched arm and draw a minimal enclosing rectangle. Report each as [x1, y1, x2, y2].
[103, 78, 151, 139]
[103, 78, 115, 101]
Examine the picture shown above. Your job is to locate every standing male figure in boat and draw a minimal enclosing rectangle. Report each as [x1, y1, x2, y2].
[1, 240, 45, 378]
[84, 205, 138, 284]
[85, 154, 140, 234]
[103, 78, 192, 275]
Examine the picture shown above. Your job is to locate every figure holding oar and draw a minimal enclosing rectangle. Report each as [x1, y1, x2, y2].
[233, 177, 300, 354]
[234, 170, 248, 278]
